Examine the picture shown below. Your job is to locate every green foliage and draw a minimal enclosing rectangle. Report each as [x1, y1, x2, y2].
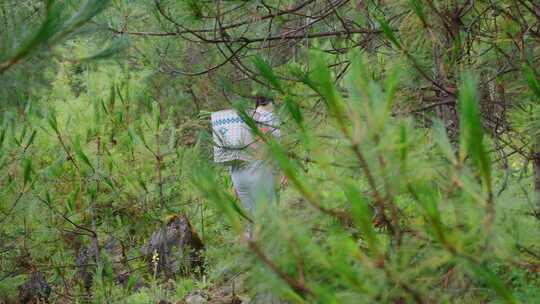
[0, 0, 111, 74]
[2, 1, 540, 303]
[409, 0, 427, 26]
[253, 56, 284, 93]
[193, 52, 537, 303]
[458, 72, 492, 191]
[377, 16, 402, 49]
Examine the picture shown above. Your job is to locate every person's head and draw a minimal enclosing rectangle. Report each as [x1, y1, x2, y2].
[253, 95, 273, 108]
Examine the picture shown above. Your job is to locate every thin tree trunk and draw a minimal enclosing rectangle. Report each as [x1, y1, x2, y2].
[533, 136, 540, 217]
[91, 136, 101, 266]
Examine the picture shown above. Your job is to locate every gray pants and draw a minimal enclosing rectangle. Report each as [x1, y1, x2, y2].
[230, 160, 276, 217]
[231, 161, 284, 303]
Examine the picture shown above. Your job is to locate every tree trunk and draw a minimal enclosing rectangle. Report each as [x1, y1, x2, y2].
[533, 136, 540, 217]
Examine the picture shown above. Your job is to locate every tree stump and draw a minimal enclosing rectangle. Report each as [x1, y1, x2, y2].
[141, 214, 204, 277]
[18, 272, 51, 304]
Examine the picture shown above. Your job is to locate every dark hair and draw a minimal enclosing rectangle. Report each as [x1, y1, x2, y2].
[253, 95, 273, 108]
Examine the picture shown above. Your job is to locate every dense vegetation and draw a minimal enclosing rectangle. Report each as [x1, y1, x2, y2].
[1, 1, 540, 303]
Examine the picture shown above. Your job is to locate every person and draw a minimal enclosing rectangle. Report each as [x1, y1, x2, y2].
[229, 95, 286, 239]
